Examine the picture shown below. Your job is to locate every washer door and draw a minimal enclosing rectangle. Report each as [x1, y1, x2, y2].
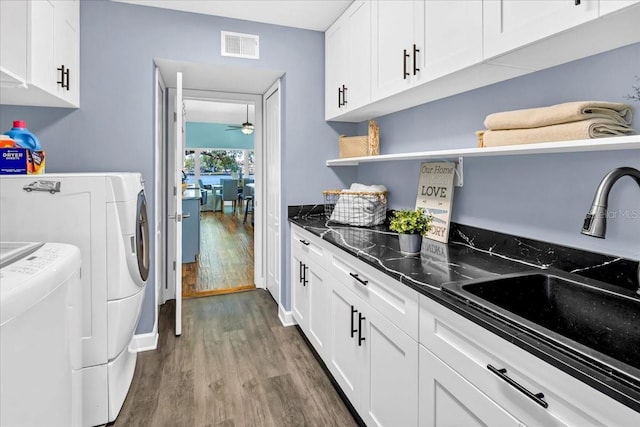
[136, 190, 150, 282]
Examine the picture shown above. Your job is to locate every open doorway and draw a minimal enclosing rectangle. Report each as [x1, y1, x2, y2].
[181, 100, 257, 298]
[153, 59, 283, 335]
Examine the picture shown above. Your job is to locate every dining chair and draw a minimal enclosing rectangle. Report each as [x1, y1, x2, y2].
[220, 178, 239, 212]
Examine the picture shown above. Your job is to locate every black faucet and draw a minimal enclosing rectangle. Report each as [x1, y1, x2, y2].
[581, 166, 640, 294]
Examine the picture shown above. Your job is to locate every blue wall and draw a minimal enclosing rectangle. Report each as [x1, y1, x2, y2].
[186, 122, 254, 149]
[352, 42, 640, 260]
[1, 0, 637, 335]
[0, 0, 355, 332]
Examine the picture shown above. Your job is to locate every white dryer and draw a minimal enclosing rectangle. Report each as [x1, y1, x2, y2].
[1, 241, 82, 427]
[0, 173, 150, 426]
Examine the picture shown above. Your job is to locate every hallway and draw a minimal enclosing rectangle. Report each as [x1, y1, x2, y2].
[113, 291, 358, 426]
[182, 205, 255, 298]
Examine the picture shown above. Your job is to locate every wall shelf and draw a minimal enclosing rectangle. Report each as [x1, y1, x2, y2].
[326, 135, 640, 166]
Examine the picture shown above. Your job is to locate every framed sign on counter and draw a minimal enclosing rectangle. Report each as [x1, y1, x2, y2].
[415, 161, 456, 243]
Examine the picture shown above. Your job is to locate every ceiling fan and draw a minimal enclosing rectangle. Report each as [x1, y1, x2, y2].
[225, 104, 254, 135]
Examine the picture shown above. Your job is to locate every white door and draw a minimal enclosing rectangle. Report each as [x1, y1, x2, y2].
[264, 81, 281, 303]
[171, 72, 184, 336]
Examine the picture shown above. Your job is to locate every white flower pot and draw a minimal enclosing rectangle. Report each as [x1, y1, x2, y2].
[398, 233, 422, 255]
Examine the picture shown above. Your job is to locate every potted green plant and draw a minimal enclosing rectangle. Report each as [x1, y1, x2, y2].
[389, 208, 432, 255]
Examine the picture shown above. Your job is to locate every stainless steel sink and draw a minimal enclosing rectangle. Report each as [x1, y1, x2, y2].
[442, 271, 640, 386]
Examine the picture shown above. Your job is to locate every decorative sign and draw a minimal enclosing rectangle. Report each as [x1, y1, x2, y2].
[415, 162, 456, 243]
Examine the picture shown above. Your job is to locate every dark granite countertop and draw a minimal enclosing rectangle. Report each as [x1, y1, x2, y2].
[288, 206, 640, 413]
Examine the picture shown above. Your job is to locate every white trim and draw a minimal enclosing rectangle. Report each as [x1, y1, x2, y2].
[152, 67, 166, 335]
[278, 305, 296, 327]
[130, 332, 159, 353]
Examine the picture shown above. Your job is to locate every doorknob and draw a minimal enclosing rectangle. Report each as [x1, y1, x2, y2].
[168, 213, 183, 222]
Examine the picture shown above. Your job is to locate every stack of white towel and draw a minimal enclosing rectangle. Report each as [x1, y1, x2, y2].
[479, 101, 634, 147]
[330, 183, 387, 227]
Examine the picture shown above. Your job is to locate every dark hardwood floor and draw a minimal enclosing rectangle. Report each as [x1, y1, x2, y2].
[182, 203, 255, 298]
[113, 290, 358, 427]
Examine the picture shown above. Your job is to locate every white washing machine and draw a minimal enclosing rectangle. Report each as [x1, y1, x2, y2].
[1, 241, 82, 427]
[0, 173, 150, 426]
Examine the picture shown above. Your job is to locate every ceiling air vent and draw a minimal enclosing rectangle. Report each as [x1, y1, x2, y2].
[221, 31, 260, 59]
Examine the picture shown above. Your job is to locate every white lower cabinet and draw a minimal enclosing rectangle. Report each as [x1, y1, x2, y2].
[419, 345, 522, 427]
[329, 278, 419, 427]
[291, 227, 331, 359]
[289, 224, 638, 426]
[419, 295, 640, 427]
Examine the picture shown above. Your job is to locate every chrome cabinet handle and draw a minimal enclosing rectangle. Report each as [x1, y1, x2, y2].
[487, 364, 548, 409]
[182, 213, 191, 219]
[349, 272, 368, 286]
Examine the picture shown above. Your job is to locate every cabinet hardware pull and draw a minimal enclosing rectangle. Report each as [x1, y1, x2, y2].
[57, 65, 70, 90]
[487, 364, 548, 409]
[349, 272, 368, 286]
[182, 213, 191, 219]
[342, 84, 347, 105]
[358, 313, 366, 346]
[299, 261, 304, 284]
[302, 264, 308, 286]
[413, 44, 420, 75]
[299, 239, 310, 246]
[338, 87, 343, 107]
[403, 49, 410, 79]
[350, 305, 358, 338]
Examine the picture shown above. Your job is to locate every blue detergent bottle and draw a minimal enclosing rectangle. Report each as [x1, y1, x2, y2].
[4, 120, 42, 151]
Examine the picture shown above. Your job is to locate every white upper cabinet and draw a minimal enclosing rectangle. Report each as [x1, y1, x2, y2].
[599, 0, 640, 14]
[0, 0, 79, 108]
[371, 1, 424, 101]
[325, 0, 640, 123]
[422, 0, 483, 81]
[325, 1, 371, 120]
[483, 0, 599, 61]
[371, 0, 483, 101]
[0, 0, 28, 87]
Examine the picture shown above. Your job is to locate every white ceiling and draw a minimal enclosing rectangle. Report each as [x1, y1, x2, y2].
[184, 99, 255, 124]
[114, 0, 352, 31]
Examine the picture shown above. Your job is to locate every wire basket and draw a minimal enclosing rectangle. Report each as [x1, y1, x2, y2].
[323, 190, 388, 227]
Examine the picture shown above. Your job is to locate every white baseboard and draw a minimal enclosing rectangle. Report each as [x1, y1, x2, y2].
[278, 305, 296, 327]
[130, 332, 158, 352]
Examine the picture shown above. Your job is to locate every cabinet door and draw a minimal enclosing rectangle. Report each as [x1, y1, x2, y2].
[0, 0, 28, 86]
[419, 346, 521, 427]
[421, 0, 482, 82]
[53, 0, 79, 104]
[29, 0, 57, 95]
[291, 250, 309, 329]
[483, 0, 598, 60]
[307, 265, 332, 358]
[600, 0, 640, 15]
[361, 304, 419, 427]
[328, 283, 364, 409]
[325, 14, 349, 119]
[371, 0, 424, 100]
[325, 1, 371, 120]
[345, 1, 371, 112]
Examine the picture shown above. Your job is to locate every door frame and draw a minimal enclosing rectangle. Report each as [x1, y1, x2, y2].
[156, 90, 266, 315]
[262, 79, 281, 305]
[151, 67, 166, 336]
